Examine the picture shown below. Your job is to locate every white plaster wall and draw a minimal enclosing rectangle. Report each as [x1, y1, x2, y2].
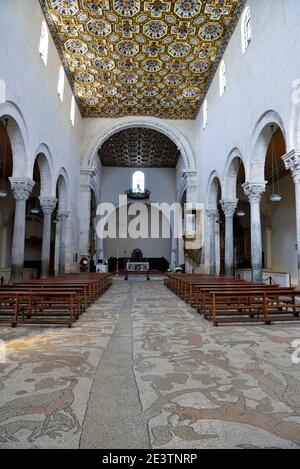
[195, 0, 300, 202]
[101, 166, 176, 260]
[104, 206, 172, 261]
[0, 0, 83, 270]
[101, 167, 176, 206]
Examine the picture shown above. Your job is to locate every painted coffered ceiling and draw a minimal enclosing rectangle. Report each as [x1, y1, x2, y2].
[99, 128, 180, 167]
[40, 0, 245, 119]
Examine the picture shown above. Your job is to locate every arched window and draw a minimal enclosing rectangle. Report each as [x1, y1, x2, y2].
[241, 6, 252, 54]
[57, 66, 64, 102]
[132, 171, 145, 193]
[203, 99, 208, 129]
[39, 21, 49, 66]
[70, 96, 76, 126]
[219, 60, 226, 97]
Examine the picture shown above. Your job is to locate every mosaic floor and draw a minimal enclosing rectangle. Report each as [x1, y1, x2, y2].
[1, 280, 300, 449]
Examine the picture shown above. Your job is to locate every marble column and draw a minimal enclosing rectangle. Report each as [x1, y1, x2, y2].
[182, 170, 198, 273]
[184, 171, 198, 205]
[58, 210, 69, 276]
[39, 197, 57, 279]
[283, 150, 300, 285]
[79, 168, 95, 262]
[9, 178, 35, 282]
[220, 199, 237, 277]
[243, 182, 266, 282]
[206, 209, 218, 276]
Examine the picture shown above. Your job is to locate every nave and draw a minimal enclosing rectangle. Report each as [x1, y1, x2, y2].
[1, 279, 300, 449]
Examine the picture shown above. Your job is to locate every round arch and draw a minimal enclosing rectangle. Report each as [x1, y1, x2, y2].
[0, 101, 30, 176]
[249, 110, 287, 182]
[84, 117, 195, 171]
[33, 144, 55, 197]
[56, 168, 70, 211]
[206, 171, 222, 209]
[222, 148, 246, 200]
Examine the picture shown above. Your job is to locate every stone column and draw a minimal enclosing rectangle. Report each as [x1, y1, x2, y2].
[220, 199, 237, 277]
[9, 178, 35, 282]
[182, 170, 198, 273]
[58, 210, 69, 276]
[39, 197, 57, 279]
[182, 170, 198, 205]
[206, 210, 218, 276]
[79, 168, 95, 262]
[169, 223, 177, 269]
[243, 182, 266, 282]
[283, 149, 300, 285]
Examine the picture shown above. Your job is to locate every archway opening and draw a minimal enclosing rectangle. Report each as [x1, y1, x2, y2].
[217, 184, 225, 275]
[263, 126, 297, 283]
[207, 176, 222, 276]
[24, 160, 43, 277]
[97, 127, 182, 273]
[233, 159, 251, 270]
[54, 174, 69, 275]
[0, 120, 13, 282]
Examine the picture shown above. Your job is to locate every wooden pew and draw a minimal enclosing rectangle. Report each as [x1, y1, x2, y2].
[0, 290, 78, 327]
[165, 273, 300, 327]
[206, 289, 300, 326]
[0, 273, 113, 328]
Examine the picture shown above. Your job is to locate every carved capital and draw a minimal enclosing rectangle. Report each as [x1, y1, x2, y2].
[9, 178, 35, 201]
[80, 167, 96, 178]
[206, 209, 218, 220]
[80, 167, 95, 192]
[220, 199, 238, 218]
[242, 182, 266, 204]
[283, 150, 300, 183]
[58, 210, 70, 219]
[39, 197, 57, 215]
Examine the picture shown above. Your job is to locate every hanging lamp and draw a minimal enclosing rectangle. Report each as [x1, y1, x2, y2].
[30, 197, 40, 215]
[52, 208, 59, 224]
[0, 119, 8, 199]
[269, 125, 282, 202]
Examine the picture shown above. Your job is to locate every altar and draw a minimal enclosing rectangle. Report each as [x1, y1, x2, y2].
[126, 262, 150, 272]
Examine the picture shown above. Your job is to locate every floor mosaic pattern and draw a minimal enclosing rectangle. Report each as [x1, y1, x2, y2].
[0, 289, 121, 448]
[1, 280, 300, 449]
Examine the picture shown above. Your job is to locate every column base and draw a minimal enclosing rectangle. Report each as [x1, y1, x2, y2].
[10, 264, 23, 283]
[252, 266, 263, 283]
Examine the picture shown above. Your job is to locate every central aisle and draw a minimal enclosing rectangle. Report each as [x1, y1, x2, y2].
[80, 281, 151, 448]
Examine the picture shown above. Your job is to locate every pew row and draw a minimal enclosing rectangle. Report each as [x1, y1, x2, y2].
[164, 273, 300, 327]
[0, 273, 112, 327]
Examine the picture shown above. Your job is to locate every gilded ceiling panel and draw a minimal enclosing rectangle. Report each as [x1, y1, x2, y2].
[40, 0, 245, 119]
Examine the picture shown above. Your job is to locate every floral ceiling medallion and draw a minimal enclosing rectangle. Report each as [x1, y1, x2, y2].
[40, 0, 246, 119]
